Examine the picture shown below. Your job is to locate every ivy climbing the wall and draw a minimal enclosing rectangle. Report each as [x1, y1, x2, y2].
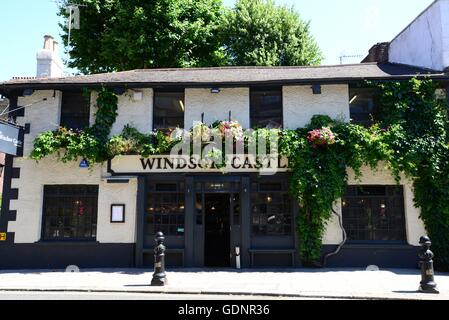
[31, 87, 118, 163]
[377, 79, 449, 270]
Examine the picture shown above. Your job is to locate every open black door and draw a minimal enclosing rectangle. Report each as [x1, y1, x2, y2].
[204, 193, 231, 267]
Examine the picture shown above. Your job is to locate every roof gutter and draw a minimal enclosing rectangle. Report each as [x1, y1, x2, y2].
[2, 75, 449, 95]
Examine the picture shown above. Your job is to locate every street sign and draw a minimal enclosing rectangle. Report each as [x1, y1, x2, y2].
[0, 121, 23, 156]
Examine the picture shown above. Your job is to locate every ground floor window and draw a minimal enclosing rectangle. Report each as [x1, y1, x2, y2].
[342, 185, 406, 242]
[251, 180, 292, 236]
[145, 181, 185, 236]
[42, 185, 99, 241]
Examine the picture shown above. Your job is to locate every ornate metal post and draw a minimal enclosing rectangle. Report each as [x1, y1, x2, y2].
[151, 232, 167, 286]
[418, 236, 439, 294]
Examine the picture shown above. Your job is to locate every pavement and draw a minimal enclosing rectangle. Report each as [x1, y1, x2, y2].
[0, 268, 448, 300]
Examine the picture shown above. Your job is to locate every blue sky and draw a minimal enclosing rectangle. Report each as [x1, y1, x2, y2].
[0, 0, 434, 81]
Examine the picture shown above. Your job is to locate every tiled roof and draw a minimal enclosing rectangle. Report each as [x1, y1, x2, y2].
[0, 63, 447, 93]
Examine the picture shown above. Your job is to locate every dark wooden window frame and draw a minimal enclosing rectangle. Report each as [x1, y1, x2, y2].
[250, 87, 283, 129]
[152, 89, 185, 131]
[349, 87, 381, 127]
[145, 181, 186, 237]
[251, 179, 293, 236]
[41, 185, 99, 242]
[342, 185, 407, 244]
[60, 90, 91, 130]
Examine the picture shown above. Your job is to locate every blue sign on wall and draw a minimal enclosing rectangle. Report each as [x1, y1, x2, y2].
[0, 122, 23, 156]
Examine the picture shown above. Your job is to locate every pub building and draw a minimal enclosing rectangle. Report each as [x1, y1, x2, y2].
[1, 1, 449, 270]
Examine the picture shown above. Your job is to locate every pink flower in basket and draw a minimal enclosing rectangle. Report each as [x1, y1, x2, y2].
[307, 127, 336, 146]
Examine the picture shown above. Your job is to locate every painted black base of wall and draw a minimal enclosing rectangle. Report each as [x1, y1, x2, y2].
[0, 243, 135, 269]
[322, 244, 420, 269]
[0, 243, 420, 270]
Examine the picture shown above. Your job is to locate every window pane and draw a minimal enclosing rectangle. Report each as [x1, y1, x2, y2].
[250, 88, 282, 128]
[154, 91, 185, 130]
[145, 181, 185, 237]
[42, 185, 98, 241]
[251, 179, 292, 236]
[342, 185, 406, 242]
[60, 91, 90, 130]
[349, 88, 379, 127]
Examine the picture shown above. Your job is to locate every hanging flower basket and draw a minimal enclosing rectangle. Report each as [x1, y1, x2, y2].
[307, 127, 336, 147]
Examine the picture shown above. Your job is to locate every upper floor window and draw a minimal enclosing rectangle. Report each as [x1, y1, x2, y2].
[349, 87, 380, 127]
[342, 185, 406, 242]
[42, 185, 98, 241]
[250, 88, 283, 128]
[60, 90, 90, 130]
[153, 90, 185, 131]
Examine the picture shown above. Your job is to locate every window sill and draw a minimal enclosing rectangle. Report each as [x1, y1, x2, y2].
[342, 242, 414, 249]
[35, 240, 100, 246]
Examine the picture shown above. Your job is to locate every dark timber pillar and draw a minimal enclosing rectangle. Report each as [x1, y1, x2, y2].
[240, 176, 251, 268]
[184, 176, 195, 267]
[135, 176, 146, 267]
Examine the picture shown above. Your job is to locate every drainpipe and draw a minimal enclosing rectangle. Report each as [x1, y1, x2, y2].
[322, 208, 347, 267]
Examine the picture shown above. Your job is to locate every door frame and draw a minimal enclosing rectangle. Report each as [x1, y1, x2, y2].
[191, 175, 243, 268]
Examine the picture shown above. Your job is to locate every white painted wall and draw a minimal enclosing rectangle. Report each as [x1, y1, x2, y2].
[184, 88, 250, 129]
[10, 87, 426, 246]
[389, 0, 449, 71]
[17, 90, 62, 155]
[283, 85, 350, 129]
[8, 157, 137, 243]
[323, 164, 426, 246]
[10, 91, 137, 244]
[110, 89, 153, 135]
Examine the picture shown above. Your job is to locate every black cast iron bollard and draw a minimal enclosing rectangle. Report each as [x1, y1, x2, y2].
[418, 236, 439, 294]
[151, 232, 167, 286]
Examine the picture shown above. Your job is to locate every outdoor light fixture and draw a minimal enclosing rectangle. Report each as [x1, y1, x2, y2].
[111, 204, 125, 223]
[211, 87, 221, 94]
[79, 158, 89, 168]
[312, 84, 322, 95]
[113, 87, 126, 95]
[132, 90, 143, 101]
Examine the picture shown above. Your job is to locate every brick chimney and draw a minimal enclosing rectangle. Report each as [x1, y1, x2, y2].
[362, 42, 390, 63]
[36, 35, 64, 78]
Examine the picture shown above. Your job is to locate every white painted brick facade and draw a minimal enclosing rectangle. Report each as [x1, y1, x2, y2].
[283, 85, 350, 129]
[7, 86, 426, 246]
[185, 88, 250, 129]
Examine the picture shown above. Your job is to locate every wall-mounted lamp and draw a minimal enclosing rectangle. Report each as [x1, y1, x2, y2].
[132, 90, 143, 101]
[113, 87, 126, 96]
[312, 84, 322, 95]
[79, 158, 89, 168]
[23, 89, 34, 96]
[211, 87, 221, 94]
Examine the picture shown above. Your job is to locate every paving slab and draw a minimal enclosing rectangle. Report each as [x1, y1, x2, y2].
[0, 268, 447, 300]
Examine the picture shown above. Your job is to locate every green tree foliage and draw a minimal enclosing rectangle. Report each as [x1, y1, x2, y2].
[59, 0, 322, 73]
[59, 0, 226, 73]
[220, 0, 322, 66]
